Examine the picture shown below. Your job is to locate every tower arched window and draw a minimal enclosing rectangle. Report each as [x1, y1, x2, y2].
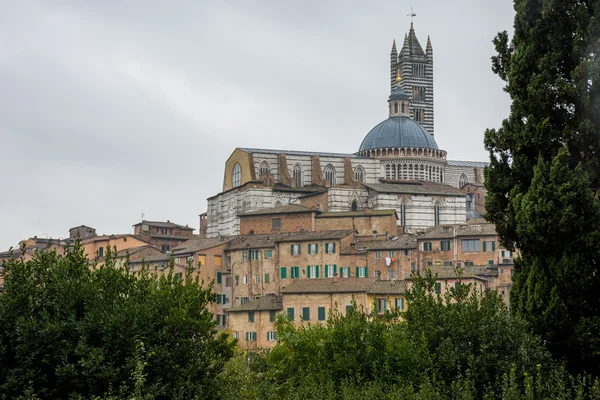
[400, 202, 407, 226]
[391, 164, 396, 179]
[259, 161, 270, 176]
[401, 103, 406, 113]
[232, 163, 241, 187]
[293, 164, 302, 188]
[324, 164, 336, 186]
[459, 173, 468, 189]
[394, 102, 398, 113]
[385, 164, 391, 179]
[354, 166, 365, 183]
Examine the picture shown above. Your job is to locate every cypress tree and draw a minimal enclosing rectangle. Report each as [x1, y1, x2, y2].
[485, 0, 600, 374]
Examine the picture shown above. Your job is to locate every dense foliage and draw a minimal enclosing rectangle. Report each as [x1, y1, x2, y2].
[0, 243, 234, 399]
[484, 0, 600, 374]
[220, 273, 600, 399]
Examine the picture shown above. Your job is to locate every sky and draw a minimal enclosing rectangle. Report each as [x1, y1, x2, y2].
[0, 0, 515, 250]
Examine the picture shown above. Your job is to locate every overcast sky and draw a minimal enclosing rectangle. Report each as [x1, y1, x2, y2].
[0, 0, 515, 249]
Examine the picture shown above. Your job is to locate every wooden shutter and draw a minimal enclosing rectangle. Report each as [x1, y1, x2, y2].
[492, 241, 496, 251]
[356, 267, 359, 277]
[281, 267, 287, 279]
[483, 241, 487, 251]
[316, 265, 320, 278]
[307, 266, 311, 278]
[325, 265, 329, 278]
[365, 267, 369, 277]
[332, 243, 336, 252]
[334, 264, 337, 275]
[315, 244, 319, 253]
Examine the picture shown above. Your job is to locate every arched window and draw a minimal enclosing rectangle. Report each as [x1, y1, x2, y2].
[391, 164, 396, 179]
[259, 161, 270, 176]
[394, 102, 398, 113]
[354, 166, 365, 183]
[402, 164, 408, 180]
[385, 164, 391, 179]
[232, 163, 241, 187]
[434, 203, 441, 226]
[293, 164, 302, 188]
[459, 173, 468, 188]
[401, 103, 406, 113]
[275, 200, 283, 208]
[351, 200, 359, 211]
[324, 164, 336, 186]
[400, 202, 407, 226]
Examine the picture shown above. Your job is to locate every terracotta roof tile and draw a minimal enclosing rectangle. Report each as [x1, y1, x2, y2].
[228, 294, 283, 312]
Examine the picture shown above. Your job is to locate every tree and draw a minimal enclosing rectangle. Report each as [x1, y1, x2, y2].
[485, 0, 600, 374]
[0, 243, 235, 399]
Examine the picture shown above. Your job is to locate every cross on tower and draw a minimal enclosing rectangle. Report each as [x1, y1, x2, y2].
[407, 6, 416, 27]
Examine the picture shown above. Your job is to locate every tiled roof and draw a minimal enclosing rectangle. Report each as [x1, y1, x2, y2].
[226, 230, 354, 250]
[412, 266, 487, 281]
[464, 266, 498, 277]
[367, 280, 407, 295]
[366, 181, 466, 196]
[171, 237, 230, 254]
[341, 235, 418, 254]
[132, 220, 195, 230]
[281, 278, 373, 294]
[238, 147, 364, 158]
[420, 223, 497, 239]
[114, 245, 158, 258]
[129, 253, 172, 263]
[238, 204, 315, 216]
[228, 294, 282, 312]
[447, 160, 489, 168]
[316, 209, 397, 218]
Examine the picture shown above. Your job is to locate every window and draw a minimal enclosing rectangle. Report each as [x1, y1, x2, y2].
[307, 265, 319, 278]
[243, 275, 248, 284]
[232, 163, 241, 187]
[318, 306, 326, 321]
[255, 275, 260, 284]
[354, 166, 365, 183]
[280, 267, 287, 279]
[465, 261, 474, 266]
[174, 272, 183, 282]
[400, 203, 407, 226]
[454, 282, 461, 291]
[444, 261, 453, 266]
[235, 275, 239, 285]
[394, 102, 398, 113]
[214, 255, 222, 266]
[259, 161, 270, 176]
[264, 250, 273, 259]
[388, 270, 396, 279]
[216, 272, 222, 284]
[98, 247, 104, 257]
[264, 273, 270, 283]
[245, 332, 257, 342]
[356, 266, 368, 278]
[375, 251, 381, 259]
[440, 240, 451, 251]
[249, 250, 259, 260]
[423, 242, 432, 251]
[248, 311, 255, 323]
[395, 298, 405, 311]
[232, 332, 239, 340]
[308, 243, 318, 254]
[413, 86, 426, 102]
[346, 305, 353, 315]
[242, 252, 248, 261]
[290, 244, 300, 255]
[291, 266, 300, 279]
[161, 244, 169, 251]
[240, 297, 249, 305]
[351, 200, 359, 211]
[272, 218, 281, 231]
[266, 331, 278, 341]
[340, 267, 351, 278]
[376, 298, 387, 314]
[459, 173, 469, 189]
[198, 255, 206, 266]
[414, 108, 425, 122]
[287, 307, 295, 321]
[462, 239, 481, 252]
[426, 261, 433, 266]
[435, 282, 442, 294]
[325, 242, 336, 254]
[269, 310, 276, 322]
[388, 251, 394, 258]
[302, 307, 310, 321]
[483, 241, 496, 252]
[434, 204, 441, 226]
[324, 164, 336, 186]
[412, 63, 425, 77]
[325, 264, 336, 278]
[488, 260, 494, 265]
[293, 164, 302, 187]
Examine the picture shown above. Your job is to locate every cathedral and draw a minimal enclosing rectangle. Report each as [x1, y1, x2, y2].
[206, 23, 487, 238]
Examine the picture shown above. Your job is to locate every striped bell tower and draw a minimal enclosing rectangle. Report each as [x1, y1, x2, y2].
[390, 17, 434, 136]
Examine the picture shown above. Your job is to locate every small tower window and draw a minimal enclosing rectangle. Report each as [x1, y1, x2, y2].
[354, 166, 365, 183]
[401, 103, 406, 113]
[394, 102, 398, 113]
[232, 163, 241, 187]
[459, 173, 468, 189]
[400, 203, 407, 226]
[259, 161, 270, 176]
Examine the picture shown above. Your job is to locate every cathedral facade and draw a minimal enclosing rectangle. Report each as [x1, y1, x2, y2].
[206, 24, 486, 238]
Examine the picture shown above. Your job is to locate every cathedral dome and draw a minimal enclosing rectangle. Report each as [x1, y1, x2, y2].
[359, 116, 438, 152]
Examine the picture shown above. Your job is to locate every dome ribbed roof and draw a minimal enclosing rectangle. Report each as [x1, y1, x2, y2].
[359, 116, 438, 152]
[389, 86, 410, 101]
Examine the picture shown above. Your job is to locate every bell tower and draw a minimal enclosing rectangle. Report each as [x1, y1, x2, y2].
[389, 10, 434, 136]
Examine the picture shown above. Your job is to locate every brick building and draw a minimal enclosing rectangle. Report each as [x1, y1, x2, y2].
[132, 220, 195, 251]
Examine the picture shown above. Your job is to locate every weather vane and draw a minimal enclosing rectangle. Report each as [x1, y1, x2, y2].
[407, 6, 416, 25]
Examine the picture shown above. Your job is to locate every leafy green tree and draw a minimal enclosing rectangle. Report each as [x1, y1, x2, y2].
[484, 0, 600, 374]
[0, 243, 234, 399]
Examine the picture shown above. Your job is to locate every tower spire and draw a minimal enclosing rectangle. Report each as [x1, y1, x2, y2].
[391, 39, 397, 54]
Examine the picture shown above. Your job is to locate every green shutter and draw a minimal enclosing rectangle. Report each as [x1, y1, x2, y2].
[492, 241, 496, 251]
[383, 299, 387, 311]
[332, 243, 336, 252]
[334, 264, 337, 275]
[302, 307, 310, 321]
[483, 241, 487, 251]
[325, 265, 329, 278]
[365, 267, 369, 277]
[287, 307, 294, 320]
[315, 244, 319, 253]
[307, 266, 311, 278]
[290, 244, 294, 255]
[356, 267, 359, 277]
[216, 272, 222, 283]
[316, 265, 320, 278]
[281, 267, 287, 279]
[318, 306, 326, 321]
